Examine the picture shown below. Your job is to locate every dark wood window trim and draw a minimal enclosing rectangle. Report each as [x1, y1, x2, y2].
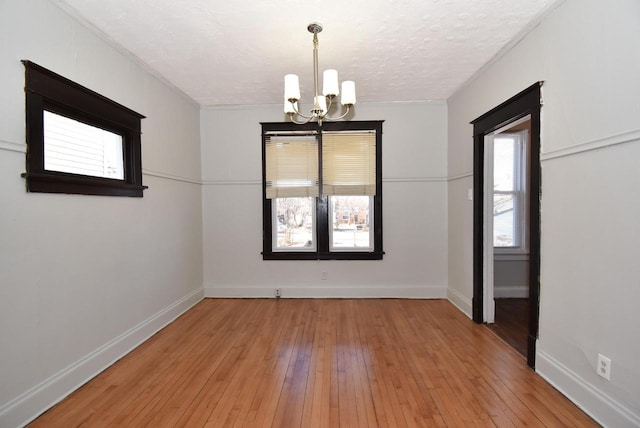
[22, 60, 147, 197]
[471, 82, 542, 369]
[261, 120, 384, 261]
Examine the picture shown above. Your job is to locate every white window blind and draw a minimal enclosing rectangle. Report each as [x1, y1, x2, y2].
[322, 130, 376, 196]
[44, 111, 124, 179]
[265, 134, 319, 199]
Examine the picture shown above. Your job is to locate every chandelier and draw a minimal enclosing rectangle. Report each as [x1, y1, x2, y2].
[284, 23, 356, 125]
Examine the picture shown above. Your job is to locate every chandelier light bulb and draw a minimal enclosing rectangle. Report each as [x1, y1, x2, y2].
[314, 95, 327, 115]
[341, 81, 356, 106]
[284, 74, 300, 101]
[323, 69, 339, 97]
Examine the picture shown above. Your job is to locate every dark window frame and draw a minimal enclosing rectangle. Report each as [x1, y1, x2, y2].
[22, 60, 147, 197]
[261, 120, 384, 260]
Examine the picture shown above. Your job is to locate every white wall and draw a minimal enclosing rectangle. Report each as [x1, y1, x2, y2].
[447, 0, 640, 426]
[494, 259, 529, 298]
[0, 1, 204, 426]
[201, 102, 448, 298]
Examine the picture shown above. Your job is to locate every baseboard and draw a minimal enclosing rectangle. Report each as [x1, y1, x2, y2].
[0, 288, 204, 428]
[536, 350, 640, 428]
[494, 285, 529, 298]
[204, 285, 447, 299]
[446, 287, 473, 318]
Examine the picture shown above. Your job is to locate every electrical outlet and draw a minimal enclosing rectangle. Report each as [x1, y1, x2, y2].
[321, 271, 328, 280]
[275, 288, 281, 298]
[597, 354, 611, 380]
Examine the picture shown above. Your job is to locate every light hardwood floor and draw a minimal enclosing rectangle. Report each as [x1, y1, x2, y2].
[29, 299, 597, 427]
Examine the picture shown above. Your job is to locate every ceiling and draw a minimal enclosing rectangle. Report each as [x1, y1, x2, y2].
[53, 0, 559, 107]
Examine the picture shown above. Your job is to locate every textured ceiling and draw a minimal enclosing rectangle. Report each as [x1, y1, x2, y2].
[53, 0, 559, 106]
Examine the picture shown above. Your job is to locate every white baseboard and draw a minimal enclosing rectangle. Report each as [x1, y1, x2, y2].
[536, 350, 640, 428]
[446, 287, 473, 318]
[0, 288, 204, 428]
[494, 285, 529, 298]
[204, 285, 447, 299]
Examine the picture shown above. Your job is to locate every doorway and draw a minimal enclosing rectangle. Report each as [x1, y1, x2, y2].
[484, 117, 531, 357]
[471, 83, 542, 369]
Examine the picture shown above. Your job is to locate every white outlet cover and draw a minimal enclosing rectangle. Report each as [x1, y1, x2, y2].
[597, 354, 611, 381]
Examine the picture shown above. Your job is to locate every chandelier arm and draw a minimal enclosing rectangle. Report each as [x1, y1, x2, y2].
[289, 100, 313, 120]
[323, 104, 352, 122]
[288, 112, 315, 125]
[325, 95, 334, 114]
[289, 102, 316, 124]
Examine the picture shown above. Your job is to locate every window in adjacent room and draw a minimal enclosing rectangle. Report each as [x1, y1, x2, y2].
[493, 129, 528, 251]
[261, 121, 383, 260]
[22, 60, 146, 197]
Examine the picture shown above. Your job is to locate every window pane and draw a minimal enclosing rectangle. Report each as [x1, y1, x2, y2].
[274, 197, 315, 251]
[330, 196, 372, 250]
[493, 137, 515, 191]
[44, 111, 124, 179]
[494, 193, 515, 247]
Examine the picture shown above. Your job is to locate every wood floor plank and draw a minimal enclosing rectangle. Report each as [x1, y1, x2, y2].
[29, 299, 599, 428]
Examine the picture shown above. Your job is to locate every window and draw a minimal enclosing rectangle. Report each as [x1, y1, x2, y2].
[22, 60, 146, 197]
[493, 130, 527, 250]
[273, 197, 316, 252]
[330, 195, 373, 251]
[43, 111, 125, 179]
[261, 121, 383, 260]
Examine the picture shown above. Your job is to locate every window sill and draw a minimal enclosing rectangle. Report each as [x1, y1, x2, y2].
[22, 171, 148, 197]
[494, 253, 529, 262]
[262, 251, 384, 261]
